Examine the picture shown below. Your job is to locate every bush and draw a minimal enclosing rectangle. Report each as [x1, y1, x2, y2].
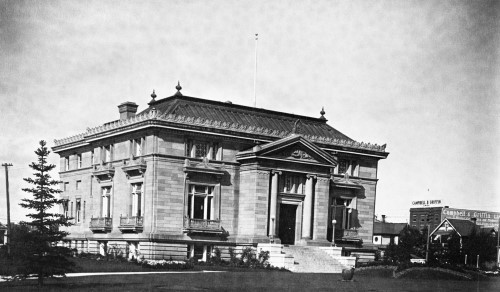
[138, 259, 194, 270]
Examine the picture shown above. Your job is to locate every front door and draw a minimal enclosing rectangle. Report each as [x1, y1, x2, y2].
[279, 204, 297, 245]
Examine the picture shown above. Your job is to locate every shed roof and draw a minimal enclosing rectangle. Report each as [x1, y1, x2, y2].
[373, 222, 407, 235]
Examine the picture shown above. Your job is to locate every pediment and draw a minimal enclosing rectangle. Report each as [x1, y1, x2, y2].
[247, 135, 337, 166]
[267, 144, 322, 163]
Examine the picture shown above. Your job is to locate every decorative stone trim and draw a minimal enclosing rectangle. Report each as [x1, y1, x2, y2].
[54, 111, 387, 152]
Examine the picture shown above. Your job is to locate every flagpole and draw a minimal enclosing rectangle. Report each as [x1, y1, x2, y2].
[254, 33, 258, 108]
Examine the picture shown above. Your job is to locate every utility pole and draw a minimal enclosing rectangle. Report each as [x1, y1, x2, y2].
[2, 163, 12, 256]
[497, 216, 500, 267]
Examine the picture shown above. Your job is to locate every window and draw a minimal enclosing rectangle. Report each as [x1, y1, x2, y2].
[132, 138, 143, 157]
[186, 140, 221, 160]
[64, 157, 70, 171]
[76, 199, 81, 223]
[76, 180, 81, 190]
[102, 145, 112, 163]
[282, 174, 305, 194]
[83, 201, 86, 222]
[70, 201, 74, 218]
[63, 182, 69, 191]
[338, 159, 349, 175]
[101, 187, 111, 218]
[62, 200, 69, 218]
[77, 154, 82, 169]
[130, 183, 142, 217]
[337, 159, 358, 176]
[332, 197, 357, 230]
[91, 151, 94, 165]
[187, 185, 214, 220]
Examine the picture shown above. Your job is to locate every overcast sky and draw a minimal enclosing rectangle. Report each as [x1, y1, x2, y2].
[1, 0, 499, 223]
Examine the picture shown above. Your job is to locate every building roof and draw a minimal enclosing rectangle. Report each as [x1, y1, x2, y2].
[53, 85, 388, 155]
[431, 218, 482, 238]
[446, 219, 480, 237]
[141, 94, 353, 141]
[373, 222, 407, 235]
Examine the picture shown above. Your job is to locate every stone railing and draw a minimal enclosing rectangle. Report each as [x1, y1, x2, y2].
[89, 217, 112, 232]
[118, 216, 143, 232]
[184, 218, 222, 232]
[335, 229, 359, 239]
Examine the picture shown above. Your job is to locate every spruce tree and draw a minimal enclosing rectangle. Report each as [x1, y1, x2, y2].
[19, 140, 73, 286]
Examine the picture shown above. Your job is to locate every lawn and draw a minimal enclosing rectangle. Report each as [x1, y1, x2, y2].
[1, 271, 499, 291]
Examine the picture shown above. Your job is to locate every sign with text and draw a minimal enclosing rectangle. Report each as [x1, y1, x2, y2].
[411, 199, 443, 207]
[442, 208, 500, 228]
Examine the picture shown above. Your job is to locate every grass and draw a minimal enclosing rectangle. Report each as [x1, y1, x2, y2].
[1, 271, 499, 291]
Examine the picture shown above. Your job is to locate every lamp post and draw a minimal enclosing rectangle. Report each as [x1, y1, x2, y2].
[270, 216, 275, 244]
[332, 219, 337, 247]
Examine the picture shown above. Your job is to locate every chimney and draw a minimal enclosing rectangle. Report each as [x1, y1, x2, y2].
[118, 102, 138, 120]
[381, 215, 386, 223]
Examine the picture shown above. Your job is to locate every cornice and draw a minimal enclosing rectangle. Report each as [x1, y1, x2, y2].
[54, 110, 387, 154]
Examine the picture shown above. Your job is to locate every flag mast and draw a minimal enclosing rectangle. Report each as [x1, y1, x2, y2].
[254, 33, 258, 107]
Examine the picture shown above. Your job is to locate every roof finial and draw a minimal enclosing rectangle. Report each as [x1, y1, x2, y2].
[175, 81, 183, 96]
[319, 106, 326, 120]
[148, 89, 157, 105]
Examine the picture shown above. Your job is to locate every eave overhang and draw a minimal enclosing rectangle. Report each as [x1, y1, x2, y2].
[53, 109, 388, 157]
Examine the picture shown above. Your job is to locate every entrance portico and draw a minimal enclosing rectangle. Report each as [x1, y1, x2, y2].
[237, 134, 338, 246]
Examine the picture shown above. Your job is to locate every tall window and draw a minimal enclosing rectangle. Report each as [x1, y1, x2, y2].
[102, 187, 111, 218]
[76, 199, 81, 223]
[62, 200, 69, 218]
[64, 157, 70, 171]
[63, 182, 69, 191]
[76, 180, 81, 190]
[102, 145, 112, 163]
[282, 174, 305, 194]
[134, 139, 143, 157]
[71, 201, 74, 218]
[187, 185, 214, 220]
[131, 183, 142, 217]
[337, 159, 358, 176]
[77, 154, 82, 169]
[83, 201, 86, 222]
[332, 197, 356, 230]
[338, 159, 349, 175]
[186, 140, 221, 160]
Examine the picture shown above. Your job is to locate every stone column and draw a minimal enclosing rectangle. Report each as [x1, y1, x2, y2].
[302, 174, 316, 239]
[269, 170, 281, 237]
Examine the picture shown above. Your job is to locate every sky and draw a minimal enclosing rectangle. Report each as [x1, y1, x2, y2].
[0, 0, 499, 223]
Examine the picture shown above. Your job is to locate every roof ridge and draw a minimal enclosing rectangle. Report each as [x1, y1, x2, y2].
[146, 95, 328, 123]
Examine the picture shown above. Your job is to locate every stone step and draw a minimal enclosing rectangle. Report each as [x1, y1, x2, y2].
[283, 245, 344, 273]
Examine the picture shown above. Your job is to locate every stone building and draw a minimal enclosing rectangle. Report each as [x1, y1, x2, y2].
[53, 84, 388, 260]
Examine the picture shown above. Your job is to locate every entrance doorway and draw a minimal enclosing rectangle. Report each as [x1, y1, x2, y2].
[279, 204, 297, 245]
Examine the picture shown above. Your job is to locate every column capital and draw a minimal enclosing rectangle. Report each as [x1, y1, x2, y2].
[271, 170, 282, 175]
[306, 174, 317, 179]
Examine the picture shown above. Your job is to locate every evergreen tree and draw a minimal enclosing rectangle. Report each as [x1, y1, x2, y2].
[19, 140, 74, 286]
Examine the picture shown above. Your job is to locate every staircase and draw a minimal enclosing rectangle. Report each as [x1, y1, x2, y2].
[282, 245, 345, 273]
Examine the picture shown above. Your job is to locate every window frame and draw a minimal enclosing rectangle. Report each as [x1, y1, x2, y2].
[186, 140, 221, 160]
[75, 199, 81, 223]
[130, 182, 143, 217]
[187, 184, 215, 220]
[77, 154, 82, 169]
[281, 173, 305, 195]
[101, 186, 112, 218]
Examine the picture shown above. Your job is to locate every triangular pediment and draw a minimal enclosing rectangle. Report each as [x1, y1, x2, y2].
[239, 135, 337, 166]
